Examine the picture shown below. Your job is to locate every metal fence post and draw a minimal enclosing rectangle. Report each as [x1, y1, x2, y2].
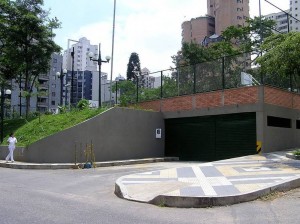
[136, 76, 139, 103]
[193, 65, 196, 94]
[115, 81, 118, 105]
[160, 71, 163, 99]
[222, 57, 225, 90]
[290, 73, 293, 91]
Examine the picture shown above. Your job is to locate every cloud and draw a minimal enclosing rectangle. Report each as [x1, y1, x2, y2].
[59, 0, 290, 80]
[65, 0, 205, 79]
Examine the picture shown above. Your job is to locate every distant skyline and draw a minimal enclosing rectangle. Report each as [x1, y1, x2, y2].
[43, 0, 289, 79]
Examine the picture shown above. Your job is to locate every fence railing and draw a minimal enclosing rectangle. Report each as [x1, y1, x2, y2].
[116, 52, 299, 104]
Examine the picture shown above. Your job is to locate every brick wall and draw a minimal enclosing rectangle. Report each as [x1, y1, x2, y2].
[138, 101, 161, 112]
[264, 86, 295, 109]
[138, 86, 300, 112]
[224, 87, 259, 105]
[294, 94, 300, 110]
[161, 95, 193, 112]
[195, 91, 222, 109]
[138, 86, 260, 112]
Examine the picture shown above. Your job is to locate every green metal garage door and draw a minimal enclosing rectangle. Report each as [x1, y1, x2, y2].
[165, 113, 256, 161]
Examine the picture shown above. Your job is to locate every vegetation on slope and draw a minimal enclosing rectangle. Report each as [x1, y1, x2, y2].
[2, 108, 107, 147]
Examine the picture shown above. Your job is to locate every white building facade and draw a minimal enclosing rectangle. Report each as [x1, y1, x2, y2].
[265, 0, 300, 34]
[63, 37, 98, 72]
[265, 10, 290, 34]
[290, 0, 300, 31]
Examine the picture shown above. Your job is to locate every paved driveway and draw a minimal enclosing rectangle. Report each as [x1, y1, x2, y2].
[0, 162, 300, 224]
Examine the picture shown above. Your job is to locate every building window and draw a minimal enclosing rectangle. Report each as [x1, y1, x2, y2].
[51, 101, 55, 105]
[267, 116, 291, 128]
[297, 120, 300, 129]
[52, 92, 56, 97]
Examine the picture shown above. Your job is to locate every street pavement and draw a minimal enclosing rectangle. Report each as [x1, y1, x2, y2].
[0, 158, 300, 224]
[115, 152, 300, 207]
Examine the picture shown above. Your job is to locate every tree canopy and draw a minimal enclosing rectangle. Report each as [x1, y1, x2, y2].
[256, 32, 300, 90]
[0, 0, 61, 115]
[126, 52, 141, 81]
[179, 16, 276, 66]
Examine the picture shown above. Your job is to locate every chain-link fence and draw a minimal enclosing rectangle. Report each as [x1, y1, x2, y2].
[118, 52, 299, 104]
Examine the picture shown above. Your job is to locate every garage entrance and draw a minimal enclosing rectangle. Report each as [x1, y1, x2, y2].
[165, 112, 256, 161]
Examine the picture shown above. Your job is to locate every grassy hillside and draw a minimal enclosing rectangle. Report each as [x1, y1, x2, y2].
[2, 108, 107, 147]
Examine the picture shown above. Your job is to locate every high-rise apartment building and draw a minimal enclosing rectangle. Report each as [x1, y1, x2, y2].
[181, 16, 215, 44]
[10, 53, 63, 115]
[207, 0, 249, 35]
[63, 37, 98, 72]
[265, 10, 290, 34]
[182, 0, 249, 44]
[265, 0, 300, 34]
[290, 0, 300, 31]
[63, 37, 115, 106]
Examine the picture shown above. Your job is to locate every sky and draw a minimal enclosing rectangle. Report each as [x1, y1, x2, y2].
[43, 0, 289, 79]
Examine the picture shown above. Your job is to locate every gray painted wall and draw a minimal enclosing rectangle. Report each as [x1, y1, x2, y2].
[263, 104, 300, 152]
[162, 95, 300, 153]
[1, 107, 164, 163]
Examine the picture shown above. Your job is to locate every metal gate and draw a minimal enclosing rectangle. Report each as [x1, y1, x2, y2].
[165, 113, 256, 161]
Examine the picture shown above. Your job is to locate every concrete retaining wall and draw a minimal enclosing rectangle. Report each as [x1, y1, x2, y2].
[1, 107, 165, 163]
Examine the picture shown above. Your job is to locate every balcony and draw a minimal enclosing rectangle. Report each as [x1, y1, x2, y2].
[38, 75, 49, 81]
[38, 83, 49, 90]
[37, 102, 48, 108]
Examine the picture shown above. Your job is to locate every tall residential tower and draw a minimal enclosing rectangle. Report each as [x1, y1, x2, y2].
[182, 0, 250, 44]
[207, 0, 250, 35]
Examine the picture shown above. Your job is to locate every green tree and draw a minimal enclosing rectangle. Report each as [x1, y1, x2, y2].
[126, 52, 141, 81]
[256, 32, 300, 91]
[1, 0, 61, 116]
[0, 0, 20, 82]
[180, 16, 275, 66]
[112, 80, 136, 106]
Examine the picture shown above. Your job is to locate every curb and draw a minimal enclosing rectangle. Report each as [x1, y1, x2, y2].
[115, 176, 300, 208]
[286, 152, 300, 160]
[0, 157, 179, 170]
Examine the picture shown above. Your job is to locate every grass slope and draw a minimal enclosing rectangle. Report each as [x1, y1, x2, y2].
[2, 108, 106, 147]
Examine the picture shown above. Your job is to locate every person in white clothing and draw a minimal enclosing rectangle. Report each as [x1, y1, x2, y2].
[6, 133, 17, 162]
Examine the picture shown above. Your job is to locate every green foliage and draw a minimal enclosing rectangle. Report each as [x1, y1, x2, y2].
[77, 99, 89, 110]
[0, 0, 61, 116]
[2, 108, 107, 146]
[126, 52, 141, 81]
[256, 32, 300, 90]
[112, 80, 136, 106]
[180, 16, 276, 67]
[58, 106, 67, 114]
[293, 149, 300, 156]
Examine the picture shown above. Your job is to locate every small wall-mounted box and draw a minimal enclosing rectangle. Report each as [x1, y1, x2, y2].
[156, 128, 162, 139]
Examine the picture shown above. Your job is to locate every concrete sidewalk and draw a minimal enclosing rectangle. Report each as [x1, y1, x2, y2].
[115, 152, 300, 208]
[0, 157, 179, 169]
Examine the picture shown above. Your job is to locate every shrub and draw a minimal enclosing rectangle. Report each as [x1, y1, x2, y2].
[293, 149, 300, 156]
[77, 99, 89, 110]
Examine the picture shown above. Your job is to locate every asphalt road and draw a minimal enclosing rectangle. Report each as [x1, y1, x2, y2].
[0, 162, 299, 224]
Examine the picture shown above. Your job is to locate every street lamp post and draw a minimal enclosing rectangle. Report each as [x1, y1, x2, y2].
[64, 83, 71, 110]
[56, 66, 68, 106]
[71, 47, 75, 106]
[132, 63, 140, 103]
[88, 44, 110, 108]
[0, 89, 11, 143]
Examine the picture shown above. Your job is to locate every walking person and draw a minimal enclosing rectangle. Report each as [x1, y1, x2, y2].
[5, 133, 17, 163]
